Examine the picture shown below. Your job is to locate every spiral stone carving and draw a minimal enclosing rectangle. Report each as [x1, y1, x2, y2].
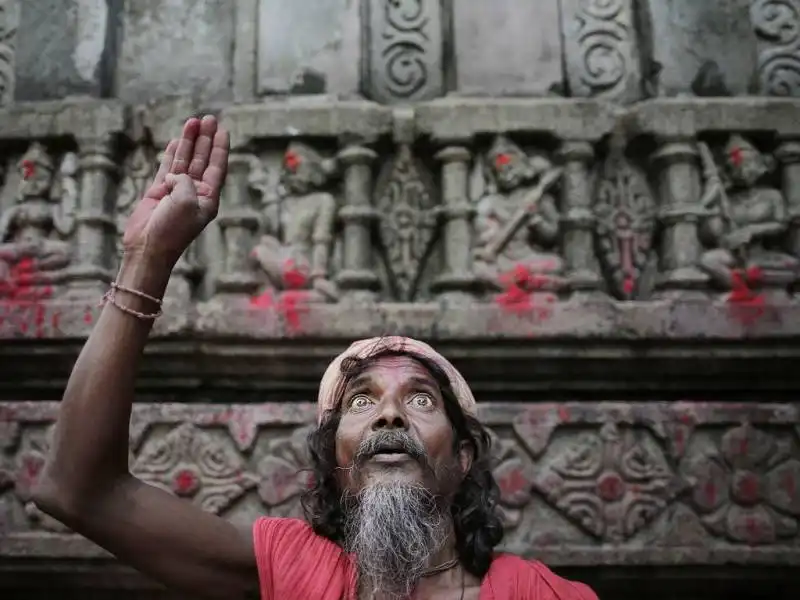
[752, 0, 800, 96]
[367, 0, 442, 103]
[574, 0, 630, 97]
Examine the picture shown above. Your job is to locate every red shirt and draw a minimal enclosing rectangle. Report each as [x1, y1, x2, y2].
[253, 517, 598, 600]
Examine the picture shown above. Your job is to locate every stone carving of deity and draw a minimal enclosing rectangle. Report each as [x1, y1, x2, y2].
[0, 143, 77, 285]
[698, 135, 798, 290]
[472, 135, 564, 292]
[249, 142, 339, 302]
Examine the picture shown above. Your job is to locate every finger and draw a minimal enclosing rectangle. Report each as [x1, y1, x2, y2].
[153, 139, 178, 185]
[164, 173, 198, 204]
[171, 118, 201, 175]
[143, 181, 169, 201]
[201, 126, 230, 202]
[188, 115, 218, 180]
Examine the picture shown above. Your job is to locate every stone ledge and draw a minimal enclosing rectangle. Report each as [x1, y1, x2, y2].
[0, 99, 128, 140]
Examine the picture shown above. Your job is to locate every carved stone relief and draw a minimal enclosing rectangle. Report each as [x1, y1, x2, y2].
[374, 144, 438, 301]
[471, 136, 565, 298]
[751, 0, 800, 96]
[697, 135, 798, 294]
[0, 143, 77, 298]
[116, 143, 156, 257]
[0, 0, 17, 106]
[593, 138, 657, 300]
[364, 0, 444, 104]
[2, 400, 800, 563]
[248, 142, 341, 303]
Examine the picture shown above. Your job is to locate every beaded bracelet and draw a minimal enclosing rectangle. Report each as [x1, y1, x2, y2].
[102, 282, 163, 320]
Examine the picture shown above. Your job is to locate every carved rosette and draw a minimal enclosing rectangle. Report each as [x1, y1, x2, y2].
[594, 150, 657, 299]
[685, 423, 800, 544]
[256, 425, 314, 511]
[131, 424, 257, 514]
[375, 144, 438, 301]
[751, 0, 800, 96]
[532, 423, 686, 541]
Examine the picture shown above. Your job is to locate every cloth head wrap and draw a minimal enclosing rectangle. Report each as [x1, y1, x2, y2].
[317, 336, 476, 422]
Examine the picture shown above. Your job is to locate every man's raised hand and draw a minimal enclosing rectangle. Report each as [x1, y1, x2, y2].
[122, 115, 230, 269]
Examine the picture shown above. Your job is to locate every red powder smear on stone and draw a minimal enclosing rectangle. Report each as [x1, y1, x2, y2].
[494, 263, 555, 322]
[494, 153, 511, 169]
[284, 151, 300, 172]
[727, 266, 766, 326]
[623, 276, 635, 296]
[21, 160, 35, 180]
[249, 260, 313, 333]
[729, 147, 743, 168]
[0, 258, 57, 338]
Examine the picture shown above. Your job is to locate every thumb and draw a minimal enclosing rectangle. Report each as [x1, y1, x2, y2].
[164, 173, 197, 205]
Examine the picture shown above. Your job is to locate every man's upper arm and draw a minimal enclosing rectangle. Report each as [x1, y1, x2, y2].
[68, 476, 259, 600]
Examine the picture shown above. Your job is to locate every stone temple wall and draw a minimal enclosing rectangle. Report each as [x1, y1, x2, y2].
[1, 1, 800, 598]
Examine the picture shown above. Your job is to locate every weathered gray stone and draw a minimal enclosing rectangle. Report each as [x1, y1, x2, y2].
[560, 0, 642, 103]
[364, 0, 444, 104]
[451, 0, 563, 96]
[643, 0, 759, 96]
[117, 0, 234, 104]
[257, 0, 361, 97]
[14, 0, 112, 101]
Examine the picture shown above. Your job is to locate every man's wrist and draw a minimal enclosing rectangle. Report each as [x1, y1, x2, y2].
[116, 250, 174, 301]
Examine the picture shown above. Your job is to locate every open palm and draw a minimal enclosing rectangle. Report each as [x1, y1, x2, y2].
[122, 116, 229, 268]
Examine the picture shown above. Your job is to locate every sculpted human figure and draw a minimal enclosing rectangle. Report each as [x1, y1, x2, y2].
[472, 136, 565, 292]
[0, 143, 76, 280]
[698, 135, 799, 289]
[33, 116, 597, 600]
[250, 142, 339, 302]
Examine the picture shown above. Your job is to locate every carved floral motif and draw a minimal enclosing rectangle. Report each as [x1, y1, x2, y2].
[375, 144, 437, 301]
[685, 423, 800, 545]
[593, 141, 657, 299]
[256, 425, 314, 509]
[131, 424, 257, 514]
[751, 0, 800, 96]
[533, 423, 686, 541]
[487, 428, 535, 529]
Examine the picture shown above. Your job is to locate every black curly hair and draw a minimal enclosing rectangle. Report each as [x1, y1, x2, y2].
[301, 346, 505, 578]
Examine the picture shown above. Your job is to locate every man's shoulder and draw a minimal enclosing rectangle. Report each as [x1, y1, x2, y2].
[487, 554, 598, 600]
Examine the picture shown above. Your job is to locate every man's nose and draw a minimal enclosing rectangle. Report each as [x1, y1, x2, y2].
[371, 397, 408, 431]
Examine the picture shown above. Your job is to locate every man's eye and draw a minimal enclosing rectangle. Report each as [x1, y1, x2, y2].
[411, 393, 433, 407]
[350, 394, 372, 409]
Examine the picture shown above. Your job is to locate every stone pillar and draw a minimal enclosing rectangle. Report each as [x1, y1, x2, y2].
[651, 139, 707, 298]
[214, 152, 260, 298]
[776, 139, 800, 291]
[336, 145, 379, 301]
[432, 143, 474, 302]
[67, 136, 117, 297]
[557, 140, 603, 299]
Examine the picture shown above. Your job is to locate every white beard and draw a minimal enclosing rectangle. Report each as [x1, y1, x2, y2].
[344, 482, 449, 600]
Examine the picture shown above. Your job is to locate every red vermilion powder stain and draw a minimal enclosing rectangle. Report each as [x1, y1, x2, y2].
[249, 260, 314, 333]
[494, 264, 556, 323]
[0, 258, 56, 337]
[727, 267, 766, 326]
[284, 151, 300, 172]
[21, 160, 35, 180]
[494, 153, 511, 169]
[729, 147, 743, 168]
[623, 276, 634, 296]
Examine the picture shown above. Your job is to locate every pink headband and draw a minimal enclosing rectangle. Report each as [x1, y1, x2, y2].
[316, 336, 476, 423]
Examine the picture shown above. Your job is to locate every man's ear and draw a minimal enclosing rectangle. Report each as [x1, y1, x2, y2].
[457, 441, 474, 476]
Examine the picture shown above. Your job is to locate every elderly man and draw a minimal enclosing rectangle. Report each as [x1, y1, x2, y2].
[33, 117, 597, 600]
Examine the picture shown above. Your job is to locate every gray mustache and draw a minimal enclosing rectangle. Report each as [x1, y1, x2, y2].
[354, 430, 427, 465]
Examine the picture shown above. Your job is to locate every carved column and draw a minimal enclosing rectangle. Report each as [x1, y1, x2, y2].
[432, 143, 475, 301]
[557, 140, 603, 298]
[67, 137, 117, 297]
[336, 144, 379, 301]
[651, 139, 707, 298]
[776, 139, 800, 291]
[214, 151, 260, 298]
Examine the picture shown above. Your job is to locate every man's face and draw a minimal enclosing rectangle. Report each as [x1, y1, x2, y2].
[334, 355, 466, 496]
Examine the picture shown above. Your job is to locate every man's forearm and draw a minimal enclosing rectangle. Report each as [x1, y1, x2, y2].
[34, 254, 172, 515]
